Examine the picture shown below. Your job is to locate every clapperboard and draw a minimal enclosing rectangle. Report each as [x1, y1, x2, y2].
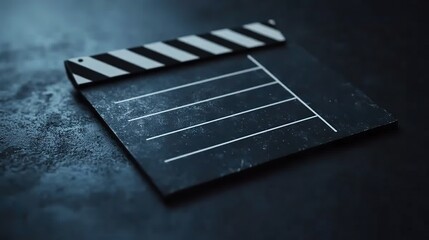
[64, 20, 396, 196]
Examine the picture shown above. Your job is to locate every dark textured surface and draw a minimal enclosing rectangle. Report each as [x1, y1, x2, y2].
[0, 0, 427, 239]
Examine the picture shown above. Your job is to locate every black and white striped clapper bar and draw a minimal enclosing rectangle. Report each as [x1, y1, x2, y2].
[65, 20, 285, 87]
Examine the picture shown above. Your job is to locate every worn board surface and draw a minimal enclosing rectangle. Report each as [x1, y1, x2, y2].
[79, 42, 396, 196]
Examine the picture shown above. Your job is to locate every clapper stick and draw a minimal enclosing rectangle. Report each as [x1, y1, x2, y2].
[64, 20, 396, 197]
[65, 20, 285, 87]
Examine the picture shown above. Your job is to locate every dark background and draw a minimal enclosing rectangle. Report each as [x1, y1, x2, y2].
[0, 0, 427, 239]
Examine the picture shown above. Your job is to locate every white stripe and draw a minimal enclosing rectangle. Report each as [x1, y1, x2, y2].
[147, 98, 296, 140]
[109, 49, 164, 69]
[114, 67, 260, 104]
[164, 115, 318, 163]
[178, 35, 232, 55]
[243, 22, 285, 41]
[69, 57, 128, 77]
[247, 55, 338, 132]
[128, 81, 277, 121]
[211, 29, 265, 48]
[144, 42, 199, 62]
[73, 74, 92, 85]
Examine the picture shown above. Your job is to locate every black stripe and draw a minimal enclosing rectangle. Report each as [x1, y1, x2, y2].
[165, 39, 213, 58]
[65, 61, 107, 82]
[199, 33, 246, 51]
[92, 53, 144, 73]
[128, 46, 180, 65]
[233, 27, 278, 45]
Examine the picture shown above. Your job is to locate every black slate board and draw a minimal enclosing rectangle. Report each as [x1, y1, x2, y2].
[75, 41, 396, 196]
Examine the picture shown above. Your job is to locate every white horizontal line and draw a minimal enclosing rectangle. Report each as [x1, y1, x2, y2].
[114, 67, 261, 104]
[146, 97, 297, 140]
[164, 115, 318, 163]
[246, 55, 338, 132]
[128, 81, 277, 122]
